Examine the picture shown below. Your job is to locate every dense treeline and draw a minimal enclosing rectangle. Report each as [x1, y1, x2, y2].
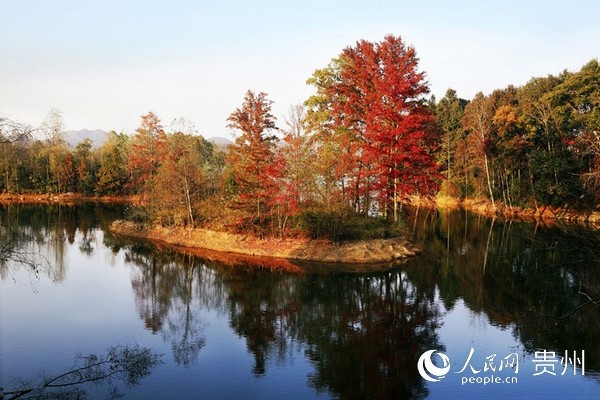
[433, 59, 600, 210]
[1, 35, 438, 239]
[0, 111, 228, 228]
[1, 35, 599, 237]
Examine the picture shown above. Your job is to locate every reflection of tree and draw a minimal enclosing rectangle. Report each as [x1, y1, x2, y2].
[0, 221, 42, 280]
[1, 205, 35, 277]
[404, 207, 600, 371]
[222, 269, 299, 376]
[8, 203, 600, 398]
[3, 345, 162, 400]
[214, 266, 442, 399]
[128, 247, 176, 332]
[78, 229, 95, 255]
[167, 258, 206, 366]
[124, 246, 297, 373]
[296, 273, 441, 400]
[120, 239, 443, 398]
[0, 203, 122, 282]
[127, 247, 207, 366]
[113, 204, 600, 398]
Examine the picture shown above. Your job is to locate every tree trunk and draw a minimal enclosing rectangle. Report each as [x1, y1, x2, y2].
[393, 176, 399, 222]
[484, 154, 495, 208]
[447, 134, 451, 182]
[184, 176, 194, 227]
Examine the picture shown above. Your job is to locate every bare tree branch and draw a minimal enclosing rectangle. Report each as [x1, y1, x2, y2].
[4, 345, 163, 400]
[0, 116, 34, 144]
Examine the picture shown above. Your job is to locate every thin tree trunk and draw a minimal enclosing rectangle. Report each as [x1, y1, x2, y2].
[447, 135, 451, 182]
[483, 218, 495, 275]
[393, 176, 398, 222]
[184, 176, 194, 227]
[484, 154, 495, 208]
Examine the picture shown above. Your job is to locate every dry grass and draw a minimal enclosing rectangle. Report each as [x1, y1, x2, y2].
[110, 220, 420, 265]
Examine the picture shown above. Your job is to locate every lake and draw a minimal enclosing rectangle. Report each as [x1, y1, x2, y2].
[1, 204, 599, 399]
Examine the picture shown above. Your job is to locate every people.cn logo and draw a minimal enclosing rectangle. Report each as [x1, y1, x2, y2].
[417, 350, 451, 382]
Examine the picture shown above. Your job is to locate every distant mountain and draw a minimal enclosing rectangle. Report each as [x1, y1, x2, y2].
[208, 136, 233, 150]
[64, 129, 108, 148]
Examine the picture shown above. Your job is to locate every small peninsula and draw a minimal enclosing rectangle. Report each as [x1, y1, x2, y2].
[109, 220, 420, 266]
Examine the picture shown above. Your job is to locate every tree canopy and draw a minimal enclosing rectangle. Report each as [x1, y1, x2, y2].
[1, 40, 598, 237]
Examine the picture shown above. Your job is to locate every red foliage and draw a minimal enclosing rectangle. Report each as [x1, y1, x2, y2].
[226, 91, 296, 233]
[128, 112, 168, 191]
[328, 35, 441, 214]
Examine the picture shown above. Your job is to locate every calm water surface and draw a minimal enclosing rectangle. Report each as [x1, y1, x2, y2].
[1, 204, 599, 399]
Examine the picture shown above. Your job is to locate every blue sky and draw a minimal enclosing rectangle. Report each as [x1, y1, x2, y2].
[1, 0, 598, 136]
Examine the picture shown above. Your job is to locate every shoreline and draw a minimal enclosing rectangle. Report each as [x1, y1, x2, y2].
[109, 220, 421, 267]
[407, 195, 600, 226]
[0, 193, 141, 205]
[3, 192, 599, 226]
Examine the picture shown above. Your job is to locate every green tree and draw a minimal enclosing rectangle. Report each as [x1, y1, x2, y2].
[96, 131, 130, 195]
[41, 109, 72, 193]
[434, 89, 468, 195]
[305, 58, 357, 211]
[0, 116, 32, 193]
[491, 103, 529, 207]
[554, 60, 600, 204]
[281, 104, 315, 207]
[519, 74, 583, 208]
[151, 132, 210, 226]
[0, 141, 27, 193]
[74, 138, 98, 194]
[462, 92, 497, 206]
[25, 140, 50, 192]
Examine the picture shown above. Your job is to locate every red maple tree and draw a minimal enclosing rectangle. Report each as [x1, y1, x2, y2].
[226, 90, 293, 235]
[128, 112, 168, 192]
[330, 35, 441, 220]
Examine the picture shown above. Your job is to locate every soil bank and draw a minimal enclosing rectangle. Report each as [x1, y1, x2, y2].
[408, 195, 600, 226]
[0, 193, 141, 205]
[109, 220, 421, 267]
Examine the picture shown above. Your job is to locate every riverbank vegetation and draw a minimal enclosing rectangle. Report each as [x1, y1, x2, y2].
[432, 59, 600, 213]
[1, 35, 599, 237]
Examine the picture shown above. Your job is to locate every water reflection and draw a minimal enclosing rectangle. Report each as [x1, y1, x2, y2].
[3, 204, 600, 399]
[3, 344, 162, 400]
[116, 241, 443, 398]
[125, 246, 208, 367]
[0, 203, 121, 282]
[403, 206, 600, 370]
[293, 273, 441, 399]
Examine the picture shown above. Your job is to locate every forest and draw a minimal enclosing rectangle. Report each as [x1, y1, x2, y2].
[1, 35, 599, 239]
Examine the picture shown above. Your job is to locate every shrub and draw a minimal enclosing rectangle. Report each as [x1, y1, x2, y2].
[125, 206, 151, 226]
[298, 208, 405, 241]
